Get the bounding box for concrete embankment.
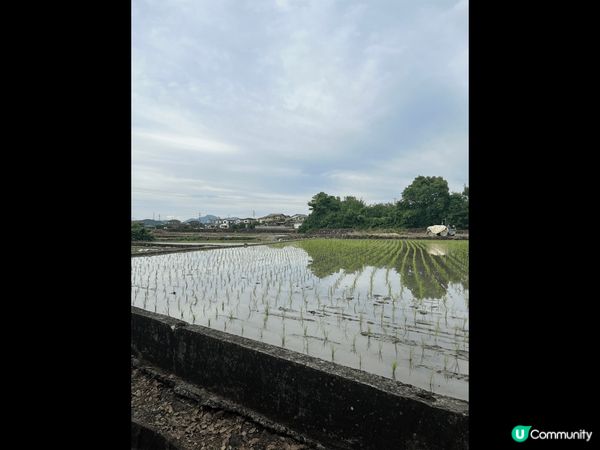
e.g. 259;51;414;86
132;307;468;450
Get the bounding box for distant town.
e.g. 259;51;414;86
132;213;308;231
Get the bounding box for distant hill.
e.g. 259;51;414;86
185;215;218;224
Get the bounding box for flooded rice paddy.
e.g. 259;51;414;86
131;239;468;400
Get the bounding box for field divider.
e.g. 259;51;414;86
132;306;468;450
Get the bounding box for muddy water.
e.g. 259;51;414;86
131;239;468;400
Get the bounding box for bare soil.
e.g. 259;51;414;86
132;360;320;450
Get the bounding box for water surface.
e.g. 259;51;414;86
131;239;469;400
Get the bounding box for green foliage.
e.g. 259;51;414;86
294;239;468;299
446;191;469;229
229;222;256;231
299;193;396;232
131;223;155;241
396;176;450;228
300;176;468;232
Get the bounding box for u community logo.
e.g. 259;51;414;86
512;425;593;443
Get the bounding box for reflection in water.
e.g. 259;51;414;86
427;244;447;256
296;240;468;300
131;239;469;400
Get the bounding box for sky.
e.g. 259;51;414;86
132;0;468;221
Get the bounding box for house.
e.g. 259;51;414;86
281;214;307;229
258;213;288;225
215;218;229;229
165;219;185;230
290;214;307;223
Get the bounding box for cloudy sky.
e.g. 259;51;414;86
132;0;468;221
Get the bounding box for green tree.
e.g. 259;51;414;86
339;196;366;228
299;192;342;232
299;177;467;232
397;176;450;227
131;223;155;241
446;186;469;229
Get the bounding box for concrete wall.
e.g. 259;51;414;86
132;307;468;450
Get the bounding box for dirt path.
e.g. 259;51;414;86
132;361;322;450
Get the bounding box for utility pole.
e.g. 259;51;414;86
153;212;155;221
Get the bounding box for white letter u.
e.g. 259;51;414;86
516;429;525;439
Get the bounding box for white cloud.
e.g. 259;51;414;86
133;130;239;154
132;0;468;219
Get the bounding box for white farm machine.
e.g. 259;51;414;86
426;224;456;237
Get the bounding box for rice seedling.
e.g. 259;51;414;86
131;239;468;398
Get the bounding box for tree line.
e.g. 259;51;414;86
131;222;155;241
299;176;468;232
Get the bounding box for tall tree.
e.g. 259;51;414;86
446;187;469;229
299;192;342;231
397;176;450;227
